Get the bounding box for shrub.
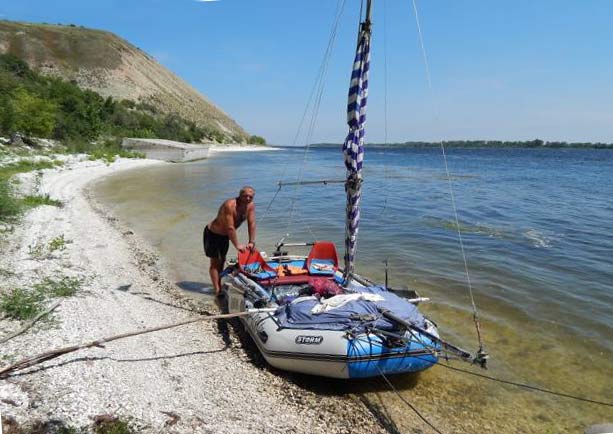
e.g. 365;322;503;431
33;275;83;298
94;419;134;434
48;234;69;253
0;178;21;221
0;54;33;79
249;135;266;145
12;88;57;137
88;139;145;163
0;53;232;147
0;159;63;222
21;194;63;208
0;288;45;320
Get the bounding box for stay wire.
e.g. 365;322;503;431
303;0;347;170
378;0;390;218
261;12;332;226
375;346;613;409
259;184;282;225
359;0;364;25
410;0;486;353
437;362;613;408
376;366;445;434
365;328;611;428
285;0;347;240
262;35;333;227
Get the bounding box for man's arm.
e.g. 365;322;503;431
246;203;256;250
223;203;244;252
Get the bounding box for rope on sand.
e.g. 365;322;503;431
0;310;260;379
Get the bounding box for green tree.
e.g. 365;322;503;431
0;53;32;79
12;88;57;137
53;88;104;140
0;94;16;135
249;135;266;145
0;53;235;145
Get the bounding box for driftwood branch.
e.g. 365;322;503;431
0;310;254;378
0;300;62;345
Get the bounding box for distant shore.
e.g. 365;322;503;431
209;144;281;153
310;140;613;149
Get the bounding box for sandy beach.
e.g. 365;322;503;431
0;156;385;433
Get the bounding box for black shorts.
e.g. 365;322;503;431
203;226;229;260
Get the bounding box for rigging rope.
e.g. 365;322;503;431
284;0;348;241
410;0;487;363
376;346;613;409
437;362;613;408
260;26;334;226
378;0;391;218
260;0;347;228
372;353;611;434
376;367;446;434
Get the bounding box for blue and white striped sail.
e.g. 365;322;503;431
343;22;371;280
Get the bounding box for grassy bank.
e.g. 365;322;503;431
0;139;145;224
0;157;64;223
1;273;83;320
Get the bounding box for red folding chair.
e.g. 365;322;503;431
238;249;277;279
306;241;339;276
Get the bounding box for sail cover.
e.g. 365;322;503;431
342;21;371;280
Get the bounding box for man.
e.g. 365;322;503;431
204;186;256;296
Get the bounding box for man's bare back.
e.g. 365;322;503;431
204;186;257;295
208;198;249;235
207;187;256;253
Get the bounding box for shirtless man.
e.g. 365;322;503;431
203;186;256;295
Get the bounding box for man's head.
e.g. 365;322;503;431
238;186;255;204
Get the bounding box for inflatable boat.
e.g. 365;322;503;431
221;241;463;379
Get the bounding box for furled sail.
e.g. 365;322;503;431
342;7;372;282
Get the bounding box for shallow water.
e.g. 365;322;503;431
94;148;613;433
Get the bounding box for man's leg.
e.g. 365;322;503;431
209;257;220;295
209;257;225;295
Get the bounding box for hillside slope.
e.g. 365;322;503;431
0;20;249;143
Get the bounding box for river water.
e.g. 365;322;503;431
93;147;612;433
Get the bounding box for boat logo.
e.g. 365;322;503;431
295;335;323;345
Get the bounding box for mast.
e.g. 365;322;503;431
364;0;373;30
342;0;373;284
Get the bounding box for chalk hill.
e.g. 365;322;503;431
0;20;249;143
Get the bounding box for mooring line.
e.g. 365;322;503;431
0;309;272;379
437;362;613;408
377;367;446;434
384;348;613;408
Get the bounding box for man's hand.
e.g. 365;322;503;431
237;244;246;252
247;241;255;251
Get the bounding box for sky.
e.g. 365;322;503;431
2;0;613;145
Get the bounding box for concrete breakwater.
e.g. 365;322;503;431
122;138;211;162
